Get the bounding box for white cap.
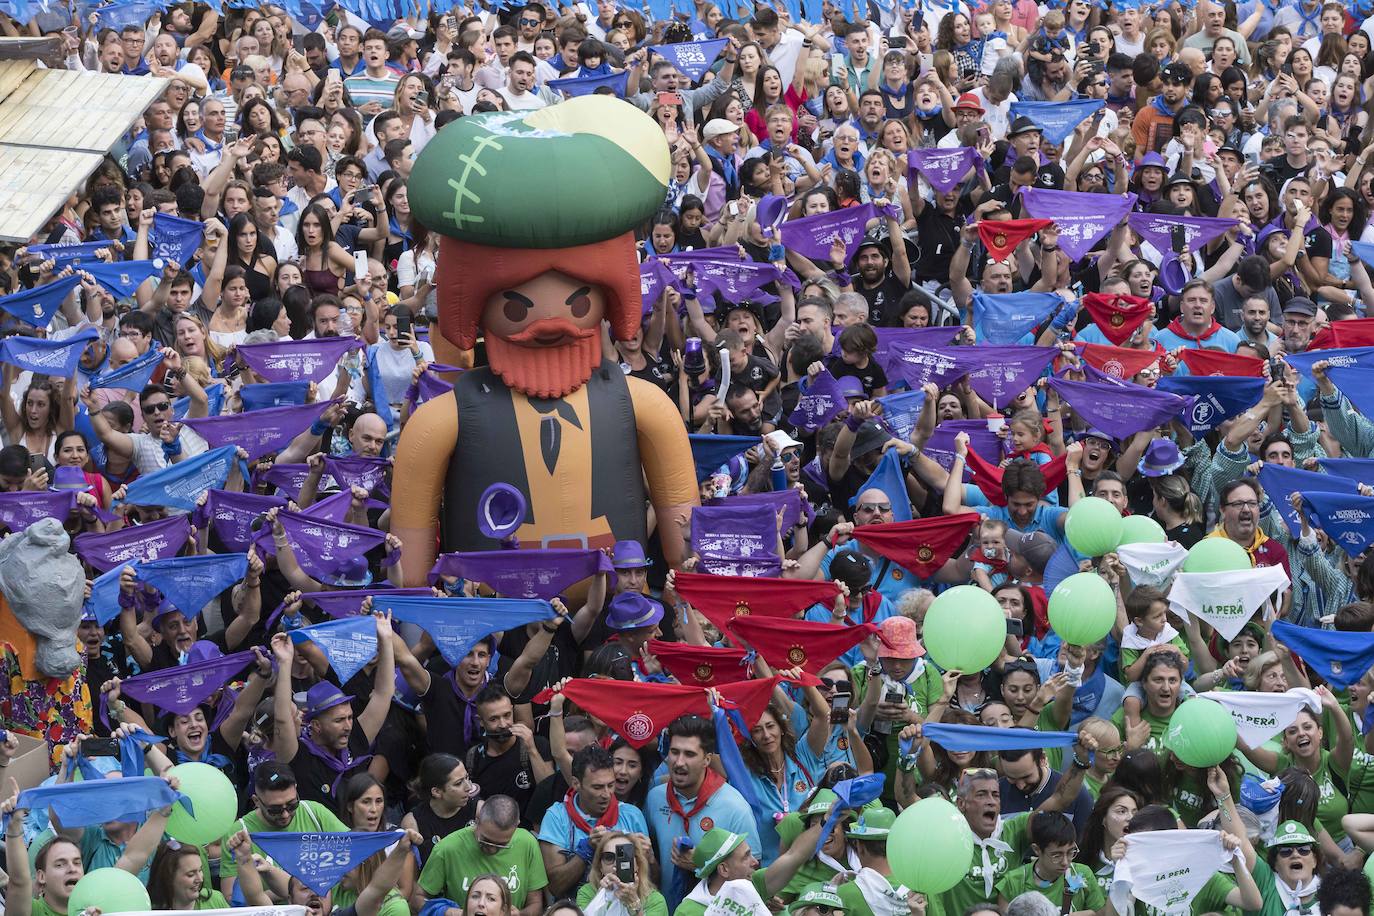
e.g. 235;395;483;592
766;430;803;451
702;118;741;140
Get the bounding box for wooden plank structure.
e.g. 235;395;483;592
0;41;166;242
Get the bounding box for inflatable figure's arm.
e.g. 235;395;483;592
627;377;699;569
391;397;459;586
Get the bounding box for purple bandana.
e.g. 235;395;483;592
430;548;615;599
663;257;784;302
788;369;847;433
0;490;75;533
235;336;363;383
191;490;287;552
260;510;387;583
963;345;1059;408
255;462;312;499
925;419;1006;474
779;204;878;263
690;504;782;577
75;515;192;573
640;257;679;316
707;488;813;533
886;343;971;391
118;650;256;717
907;148;982;193
873;327;962;376
181;400;337;462
1126;212;1240;257
1047;376;1193;439
322;456;391;501
1019;188;1138;262
301;489;354;523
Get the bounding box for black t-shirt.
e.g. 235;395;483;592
467;735;551;826
913;206;960;284
290;725;373;807
861;271;909;327
1304;225;1334;262
1262;154;1310;189
738;354;782;417
825;354;888;396
417;667;488;760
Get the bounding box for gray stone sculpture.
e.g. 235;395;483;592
0;519;84;677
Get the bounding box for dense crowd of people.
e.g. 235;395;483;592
8;0;1374;914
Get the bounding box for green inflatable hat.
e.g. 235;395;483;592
410;96;672;249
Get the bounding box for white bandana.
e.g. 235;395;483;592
1110;829;1240;915
852;867;911;916
1121;622;1180;651
1196;688;1321;748
815;845;863;881
973;818;1014;897
1168;566;1291;641
689;879;773;916
1275;874;1321;916
1117;541;1189;588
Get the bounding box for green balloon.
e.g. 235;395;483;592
1064;496;1125;557
165;761;238;846
923;585;1005;673
1116;514;1167;547
1165;697;1238;768
888;797;976;893
1183;538;1252;573
69;867;150;915
1048;572;1117;645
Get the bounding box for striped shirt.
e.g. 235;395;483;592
344;71;400;108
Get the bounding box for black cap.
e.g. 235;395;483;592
830;550;873;587
1009;116;1041;136
1282;296;1317;317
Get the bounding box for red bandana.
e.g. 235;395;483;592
533;679;708;748
1178;348;1264;377
962;446;1068;507
1311;318;1374;351
728;616;881;674
673;572;842;635
1080;293;1151;346
666;767;726;833
850;513;981;577
648;639;752;687
1164;317;1223;345
1077;342;1163;380
977;218;1053;261
564;787;620;834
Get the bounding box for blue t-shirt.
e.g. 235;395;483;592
740;737;825;865
646;779;760;910
974;501;1068;543
1153;324;1241;354
537;794;649;854
819;541;922;604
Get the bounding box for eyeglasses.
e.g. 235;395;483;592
143;400;173;414
1098;743;1125;757
820;678;848;691
258;798;300;816
1043;845;1080;862
1277;845;1313;858
856;502;891;513
599;851;620;862
1224;500;1259;509
519;17;541;25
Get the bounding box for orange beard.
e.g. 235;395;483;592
485;318;604;399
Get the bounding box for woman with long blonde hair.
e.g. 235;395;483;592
575;832;668;916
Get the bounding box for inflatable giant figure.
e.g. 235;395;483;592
392;97;699;582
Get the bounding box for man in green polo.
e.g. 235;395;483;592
836;807;924;916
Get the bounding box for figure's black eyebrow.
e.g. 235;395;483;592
564;286;591;304
503;291;535;308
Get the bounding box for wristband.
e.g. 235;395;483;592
382;546;402;567
844;414;865;432
161;438;183;457
830;269;851;285
118;590;137;609
310;419;331;436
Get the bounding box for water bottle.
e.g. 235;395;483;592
770;458;787;491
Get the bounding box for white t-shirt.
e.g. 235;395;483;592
970;86;1016;140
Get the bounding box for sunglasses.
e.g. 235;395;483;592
1277;845;1313;858
781;448;802;463
856;502;891;513
519;17;541;25
143;400;173;414
258;798;300;816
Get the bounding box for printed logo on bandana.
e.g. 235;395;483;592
787;645;807;665
1332;660;1344;675
700;817;714;831
694;664;713;683
1192;402;1214;426
734;601;751;616
917;545;934;563
1104;360;1125;378
624;712;655;742
1110;314;1125;327
993;232;1007;249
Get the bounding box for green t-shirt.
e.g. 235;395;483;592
1248;857;1318;916
931;812;1031;916
577;882;670;916
197;890;231;910
1119;635;1190;676
1347;750;1374;815
1111;704;1174;753
32;897;63;916
838;869;914;916
1275;748;1349;842
418;825;548;908
995;861;1105;912
219;800;350;878
853;661;946;802
332;885;410;916
1129;872;1236;916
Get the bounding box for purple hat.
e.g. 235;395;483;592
1159;256;1190;296
755;194;788;237
322;554;372;588
1076;428;1117;447
50;465;91;492
186;640;223;664
1138;438;1184;477
837;376;866;399
612;540;651;570
606;592;664;630
299;681;354;720
1136;152;1168;172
